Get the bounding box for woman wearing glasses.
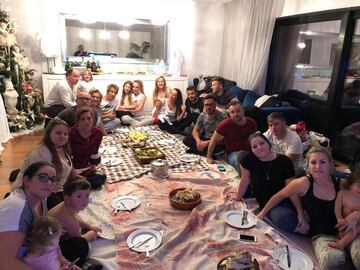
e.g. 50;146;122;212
12;119;79;209
0;161;59;269
232;131;308;234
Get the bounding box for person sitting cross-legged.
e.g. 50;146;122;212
206;100;257;173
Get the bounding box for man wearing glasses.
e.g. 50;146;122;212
56;91;105;133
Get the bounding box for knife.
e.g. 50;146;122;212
285;244;291;268
119;201;131;211
129;235;154;249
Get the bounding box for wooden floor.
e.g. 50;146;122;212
0;130;43;199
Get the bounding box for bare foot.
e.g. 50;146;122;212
328;241;345;250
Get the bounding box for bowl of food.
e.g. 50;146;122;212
169;188;201;210
133;147;166;164
121;137;146;148
217;251;257;270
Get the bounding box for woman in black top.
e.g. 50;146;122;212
258;146;360;269
236;132;304;233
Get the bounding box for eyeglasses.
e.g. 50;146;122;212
78;97;91;101
34;173;60;184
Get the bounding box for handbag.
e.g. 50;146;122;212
86;170;107;189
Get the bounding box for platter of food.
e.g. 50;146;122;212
169;187;201;210
133;147;166;164
217;251;259;270
128;131;148;141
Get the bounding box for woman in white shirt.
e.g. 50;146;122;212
121;80;153;126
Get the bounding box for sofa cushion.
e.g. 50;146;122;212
243;91;260;107
229;86;248;103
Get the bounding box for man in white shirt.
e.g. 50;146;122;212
44;68;80;120
263;112;303;168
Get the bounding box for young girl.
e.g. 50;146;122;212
329;170;360;250
115;80;136;121
78;69;95;92
12;119;77;209
23;216;79;270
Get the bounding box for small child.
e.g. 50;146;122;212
152;99;166;125
23;216;79;270
329;170;360;250
48;178;101;267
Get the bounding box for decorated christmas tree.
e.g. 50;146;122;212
0;5;43;132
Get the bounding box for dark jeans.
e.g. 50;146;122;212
60;236;89;267
182;134;225;156
44;105;66;118
159;118;192;135
267;198;298;233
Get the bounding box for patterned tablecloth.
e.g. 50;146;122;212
98;126;209;183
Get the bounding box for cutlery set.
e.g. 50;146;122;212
241;210;248;226
114;201;131;214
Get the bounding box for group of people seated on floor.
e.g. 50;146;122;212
1;70;360;270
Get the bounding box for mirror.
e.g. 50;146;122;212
60;15;168;63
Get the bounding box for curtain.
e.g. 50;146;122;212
220;0;284;90
0;94;11;154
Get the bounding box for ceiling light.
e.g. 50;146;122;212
298;42;306;49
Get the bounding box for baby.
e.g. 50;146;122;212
329;170;360;250
151;99;166;125
23;216;80;270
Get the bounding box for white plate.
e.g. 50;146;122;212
223;210;256;229
273;245;314;270
99;146;117;154
127;228;162;252
114;127;129;133
101;157;122;166
158;139;176;146
179;154;200;163
102;136;113;142
111;195;140;211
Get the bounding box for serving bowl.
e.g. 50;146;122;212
169;188;201;210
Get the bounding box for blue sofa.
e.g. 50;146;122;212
229;86;301;132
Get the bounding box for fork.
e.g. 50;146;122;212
145;243;150;258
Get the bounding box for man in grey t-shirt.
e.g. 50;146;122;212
183;94;227;156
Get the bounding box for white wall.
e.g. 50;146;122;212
1;0;225;89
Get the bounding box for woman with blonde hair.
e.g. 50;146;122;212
152;75;171;106
258;146;360;269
